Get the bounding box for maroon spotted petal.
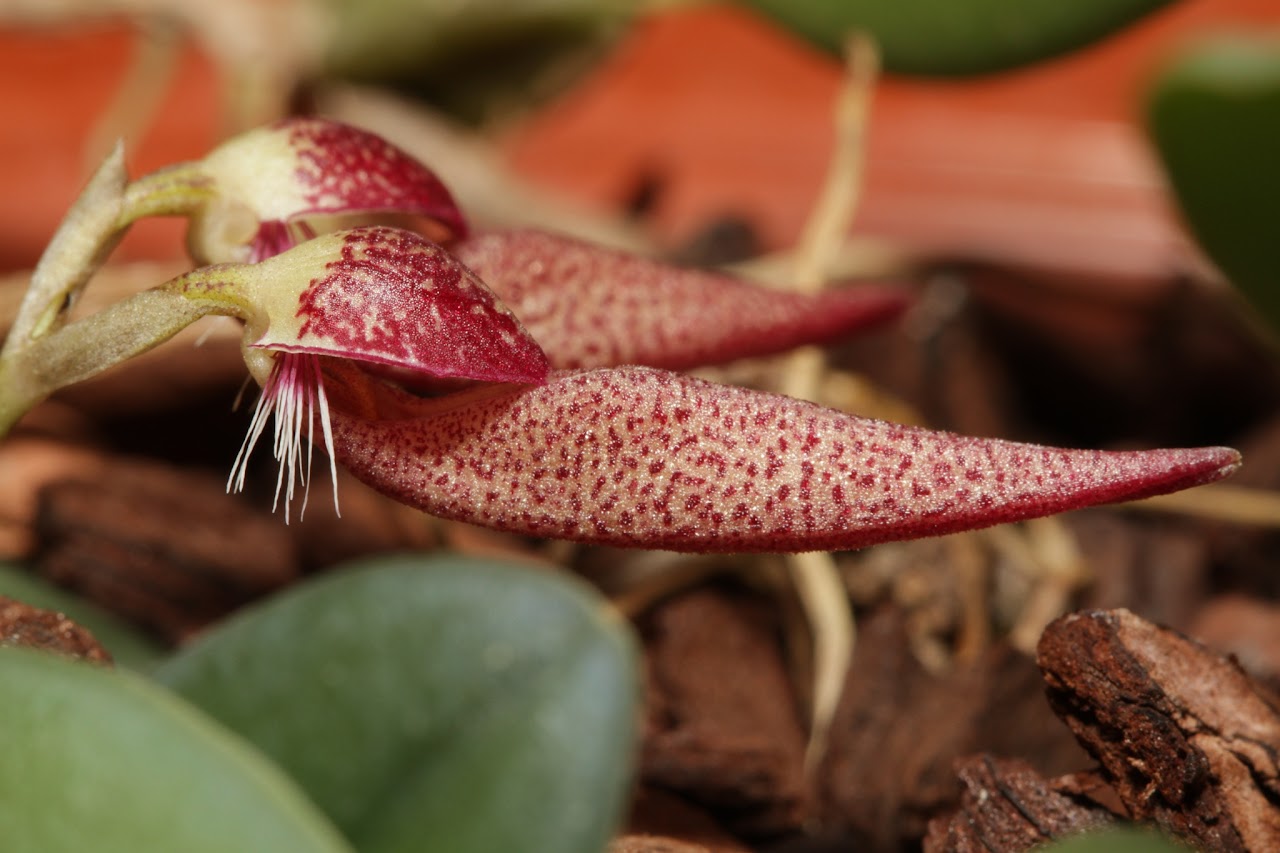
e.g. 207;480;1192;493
326;365;1240;553
450;229;909;370
275;118;467;238
247;226;549;385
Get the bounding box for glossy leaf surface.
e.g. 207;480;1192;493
452;228;908;370
0;647;349;853
157;555;638;853
740;0;1175;75
327;365;1240;553
1148;35;1280;332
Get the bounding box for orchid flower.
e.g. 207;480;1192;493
172;222;1237;545
105;117;911;521
118;117;468;264
164;226;549;519
123;117;909;372
0;225;548;521
0;119;1243;551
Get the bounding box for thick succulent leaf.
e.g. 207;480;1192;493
201;117;468;236
1147;35;1280;333
173;227;550;385
326;364;1240;553
452;228;909;370
739;0;1175;75
0;647;350;853
157;555;638;853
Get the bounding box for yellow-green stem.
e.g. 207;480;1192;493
0;289;214;437
2;143;128;356
118;162;218;225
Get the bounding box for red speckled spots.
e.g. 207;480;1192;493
265;227;548;384
283;118;467;239
327;364;1241;553
451;229;910;370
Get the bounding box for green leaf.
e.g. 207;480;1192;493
738;0;1175;75
0;562;165;671
321;0;636;81
319;0;640;120
0;646;351;853
1148;35;1280;332
1044;825;1191;852
156;554;639;853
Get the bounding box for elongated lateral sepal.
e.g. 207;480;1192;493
326;365;1240;553
452;229;910;370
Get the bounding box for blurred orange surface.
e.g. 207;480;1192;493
501;1;1280;279
4;2;1277;283
0;22;220;271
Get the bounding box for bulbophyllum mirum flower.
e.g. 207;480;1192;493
3;121;1240;549
120;117;468;264
124;117;908;374
321;362;1241;553
164;225;548;519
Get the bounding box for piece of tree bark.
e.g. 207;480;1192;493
0;595;111;664
638;585;808;837
33;458;299;642
1038;608;1280;852
922;755;1114;853
1072;511;1209;632
609;838;720;853
818;606;1088;848
618;786;752;853
1190;595;1280;698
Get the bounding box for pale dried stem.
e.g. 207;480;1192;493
986;517;1091;654
780;33;879;774
610;554;735;619
318;84;654;253
789;34;880;298
730;238;916;288
2;0;326;131
1127;482;1280;527
949;532;991;664
82;20;181;175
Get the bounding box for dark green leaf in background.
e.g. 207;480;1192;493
0;647;351;853
1148;34;1280;333
322;0;637;80
738;0;1176;75
156;554;640;853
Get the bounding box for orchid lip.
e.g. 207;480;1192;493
249;220;317;263
228;351;338;523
